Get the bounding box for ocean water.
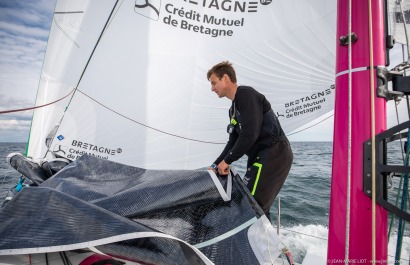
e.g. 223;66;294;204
0;142;27;198
0;142;409;263
231;142;332;225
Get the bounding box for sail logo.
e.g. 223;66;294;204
134;0;267;21
134;0;270;38
71;140;119;156
135;0;161;21
283;85;335;119
53;145;68;156
183;0;261;12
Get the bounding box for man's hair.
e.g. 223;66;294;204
207;61;237;83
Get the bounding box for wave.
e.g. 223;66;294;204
276;224;410;264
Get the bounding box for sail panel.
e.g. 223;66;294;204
27;0;118;159
30;0;336;169
0;155;280;264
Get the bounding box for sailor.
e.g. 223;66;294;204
207;61;293;216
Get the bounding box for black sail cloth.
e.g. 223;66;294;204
0;155;280;265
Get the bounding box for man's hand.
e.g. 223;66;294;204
217;160;229;176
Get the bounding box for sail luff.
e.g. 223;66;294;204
27;0;119;160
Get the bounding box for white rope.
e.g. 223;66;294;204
367;0;377;262
345;0;353;263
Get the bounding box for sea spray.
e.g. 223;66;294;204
277;224;328;264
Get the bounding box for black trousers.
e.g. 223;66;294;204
243;141;293;213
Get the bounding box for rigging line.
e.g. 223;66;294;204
77;90;225;145
407;95;410;119
386;104;409;245
345;0;353;263
394;98;405;163
286;114;334;136
45;0;121;159
388;148;408;240
394;130;410;262
398;0;410;63
368;0;377;262
396;60;410;164
105;0;125;31
0;88;76;115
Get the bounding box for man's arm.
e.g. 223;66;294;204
214;130;238;165
223;89;263;164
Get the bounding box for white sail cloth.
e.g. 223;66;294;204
28;0;336;169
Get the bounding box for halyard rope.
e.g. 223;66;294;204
368;0;377;262
345;0;353;263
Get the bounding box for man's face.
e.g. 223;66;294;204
209;73;227;98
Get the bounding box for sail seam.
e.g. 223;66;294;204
207;170;232;201
194;217;258;249
77;89;225;144
0;232;214;265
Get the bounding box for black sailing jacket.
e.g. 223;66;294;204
214;86;286;165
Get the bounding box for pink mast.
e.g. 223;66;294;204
327;0;388;263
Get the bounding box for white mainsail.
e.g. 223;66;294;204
28;0;336;169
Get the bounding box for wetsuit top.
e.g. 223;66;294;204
214;86;286;165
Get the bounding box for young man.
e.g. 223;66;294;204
207;61;293;215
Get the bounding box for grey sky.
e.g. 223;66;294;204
0;0;55;142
